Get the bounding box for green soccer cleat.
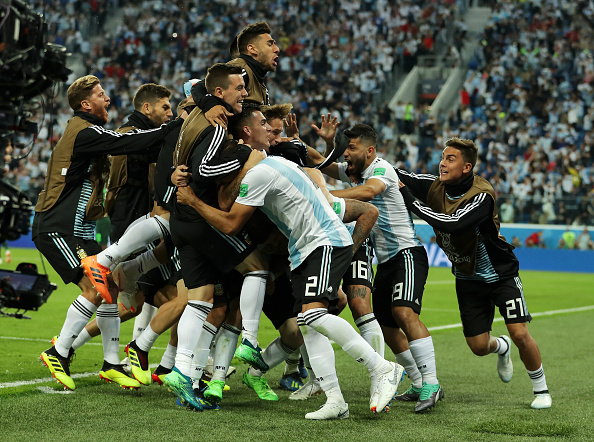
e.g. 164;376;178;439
204;379;226;403
414;382;444;413
99;362;142;390
163;367;203;412
234;339;269;371
242;371;279;401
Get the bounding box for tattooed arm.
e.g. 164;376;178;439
343;199;379;255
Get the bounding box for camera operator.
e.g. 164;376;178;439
36;75;187;390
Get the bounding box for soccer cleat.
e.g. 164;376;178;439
125;340;152;385
298;358;308;379
191;380;221;410
289;378;322;400
163;366;203;411
497;335;513;383
242;371;279;401
395;384;423;402
112;262;139;311
279;372;304;391
375;362;405;413
414;382;444;413
531;392;552;409
81;255;113;303
40;346;75;390
234;339;270;371
204;379;226;403
305;402;349;420
99;361;142;389
152;365;172;385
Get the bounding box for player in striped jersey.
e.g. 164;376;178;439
176;151;405;420
397;137;551;409
34;75;185;390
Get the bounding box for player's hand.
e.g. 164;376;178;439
176;185;197;206
205;105;233;129
312;113;339;143
398;181;405;188
171;165;191;187
284;113;299;138
244;149;266;170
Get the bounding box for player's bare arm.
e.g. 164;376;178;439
331;177;386;202
343;199;379;255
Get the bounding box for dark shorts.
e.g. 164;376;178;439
171;217;256;290
342;238;374;290
456;275;532;338
110;186;152;243
263;271;297;329
33;233;102;285
291;245;352;312
373;246;429;328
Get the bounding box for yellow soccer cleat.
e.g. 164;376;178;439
40;346;75;391
125;340;152;385
99;361;142;389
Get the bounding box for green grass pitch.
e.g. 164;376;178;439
1;247;593;440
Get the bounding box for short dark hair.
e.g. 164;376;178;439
237;22;272;54
229;35;240;59
445;137;478;167
67;75;100;111
261;103;292;122
229;103;262;140
344;124;377;147
132;83;171;110
204;63;244;94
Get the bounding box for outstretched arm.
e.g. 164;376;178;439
343;199;379;255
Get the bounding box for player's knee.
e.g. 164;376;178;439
348;297;371;318
466;337;491;356
391;306;416;329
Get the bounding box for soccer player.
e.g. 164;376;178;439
34;75;184;390
176;151;405;420
308;123;442;413
397;137;551;409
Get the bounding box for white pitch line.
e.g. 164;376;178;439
1;304;593;390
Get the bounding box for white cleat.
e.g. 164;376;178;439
289;378;322;400
531;392;552;409
497;335;513;383
113;262;139;310
305;402;349;420
375;362;405;412
120;356;131;373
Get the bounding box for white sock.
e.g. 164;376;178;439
135;324;160;353
355;313;385;357
239;271;268;346
212;323;240;382
133;303;158;340
298;313;344;405
191;321;218;381
55;295;97;358
493;336;510;355
527;364;549;393
97;215;170;269
303;308;386;374
97;303;120;365
409;336;438;385
248;337;295;377
159;343;177;369
299;343;316;379
395;349;423;388
284;349;300;375
71;327;93;350
175;301;212;376
122;213;151;235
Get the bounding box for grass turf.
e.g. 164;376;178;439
1;247;593;441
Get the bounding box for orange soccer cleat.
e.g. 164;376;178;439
81;255;113;303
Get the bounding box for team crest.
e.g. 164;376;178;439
439;232;451;249
76;245;88;261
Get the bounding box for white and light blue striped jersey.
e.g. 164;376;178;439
237;156;353;270
338;157;421;264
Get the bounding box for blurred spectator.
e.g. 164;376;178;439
525;230;543;248
576;228;594;251
558;228;576;249
511;236;522;248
